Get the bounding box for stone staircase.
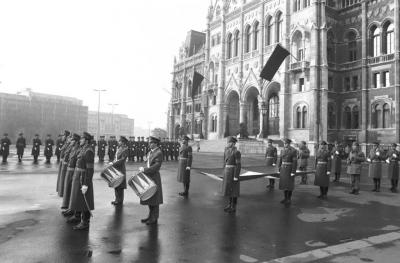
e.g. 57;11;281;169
196;139;277;154
196;139;227;153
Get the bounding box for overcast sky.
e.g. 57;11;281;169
0;0;208;130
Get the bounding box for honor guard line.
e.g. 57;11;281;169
198;169;316;182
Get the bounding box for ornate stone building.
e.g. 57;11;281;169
169;0;399;148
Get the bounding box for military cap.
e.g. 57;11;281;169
320;141;327;146
373;141;380;146
64;130;71;136
35;134;39;136
82;132;92;141
47;134;51;137
3;133;8;136
352;141;359;146
100;135;105;138
129;136;133;139
392;143;397;147
227;136;237;143
72;133;81;141
267;139;273;143
19;132;23;136
300;141;307;145
183;135;191;141
141;136;145;139
149;136;160;144
283;138;292;144
120;136;128;144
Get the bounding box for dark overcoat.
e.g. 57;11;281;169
297;146;310;170
140;147;163;206
177;144;193;183
16;137;26;155
368;148;383;179
314;149;331;187
265;145;277;167
113;145;129;189
62;145;81;208
386;149;400;180
278;146;298;191
330;146;343;174
57;144;73;197
221;146;241;197
346;150;366;175
69;144;95;211
31;138;42;156
44;139;54;157
0;138;11;156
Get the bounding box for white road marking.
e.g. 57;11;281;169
264;231;400;263
240;254;258;262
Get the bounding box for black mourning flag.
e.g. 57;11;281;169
192;71;204;97
260;44;290;81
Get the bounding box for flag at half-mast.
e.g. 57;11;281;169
260;44;290;81
192;71;204;97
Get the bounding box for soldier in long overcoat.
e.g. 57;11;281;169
298;141;310;184
177;135;193;197
97;136;107;162
56;130;70;192
16;133;26;163
128;136;135;162
221;136;241;213
55;134;63;163
278;138;298;205
265;139;277;189
386;143;399;193
174;140;180;161
346;142;366;195
68;132;95;230
110;136;129;206
331;141;343;182
108;136;118;162
314;141;331;199
368;142;383;192
61;133;81;215
31;134;42;164
58;136;74;197
0;133;11;164
139;136;163;225
44;134;54;164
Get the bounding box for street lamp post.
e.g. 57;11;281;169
94;89;107;140
148;121;152;137
108;103;118;135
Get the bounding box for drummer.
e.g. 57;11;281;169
177;135;193;197
138;136;163;225
110;136;129;206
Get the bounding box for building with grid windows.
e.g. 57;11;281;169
168;0;399;149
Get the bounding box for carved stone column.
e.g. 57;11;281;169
257;101;267;138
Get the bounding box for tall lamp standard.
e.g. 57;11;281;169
108;103;119;135
93;89;107;140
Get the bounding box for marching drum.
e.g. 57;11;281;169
128;172;157;201
100;166;125;188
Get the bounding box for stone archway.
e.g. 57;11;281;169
264;82;281;136
225;91;240;136
244;86;260;136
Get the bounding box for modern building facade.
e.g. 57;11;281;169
88;111;135;139
169;0;399;148
0;89;88;142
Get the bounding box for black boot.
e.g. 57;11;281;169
224;198;232;212
372;179;377;192
228;197;237;213
323;187;328;199
286;191;292;205
317;187;323;198
376;179;381;192
280;191;288;203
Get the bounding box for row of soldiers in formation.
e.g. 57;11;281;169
264;139;400;207
0;132;181;164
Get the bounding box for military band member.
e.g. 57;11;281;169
0;133;11;164
31;134;42;164
174;140;180;161
58;135;74;197
278;138;298;205
222;136;241;213
139;136;163;225
386;143;399;193
56;130;70;193
110;136;129;206
331;141;343;182
61;133;81;216
90;139;97;152
68;132;95;230
164;138;170;161
16;132;26;163
347;142;366;195
265;139;277;189
298;141;310;184
55;134;64;163
177;135;193;197
368;142;383;192
314;141;331;199
97;136;107;162
169;139;175;161
44;134;54;164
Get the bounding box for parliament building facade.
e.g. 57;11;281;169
168;0;399;147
